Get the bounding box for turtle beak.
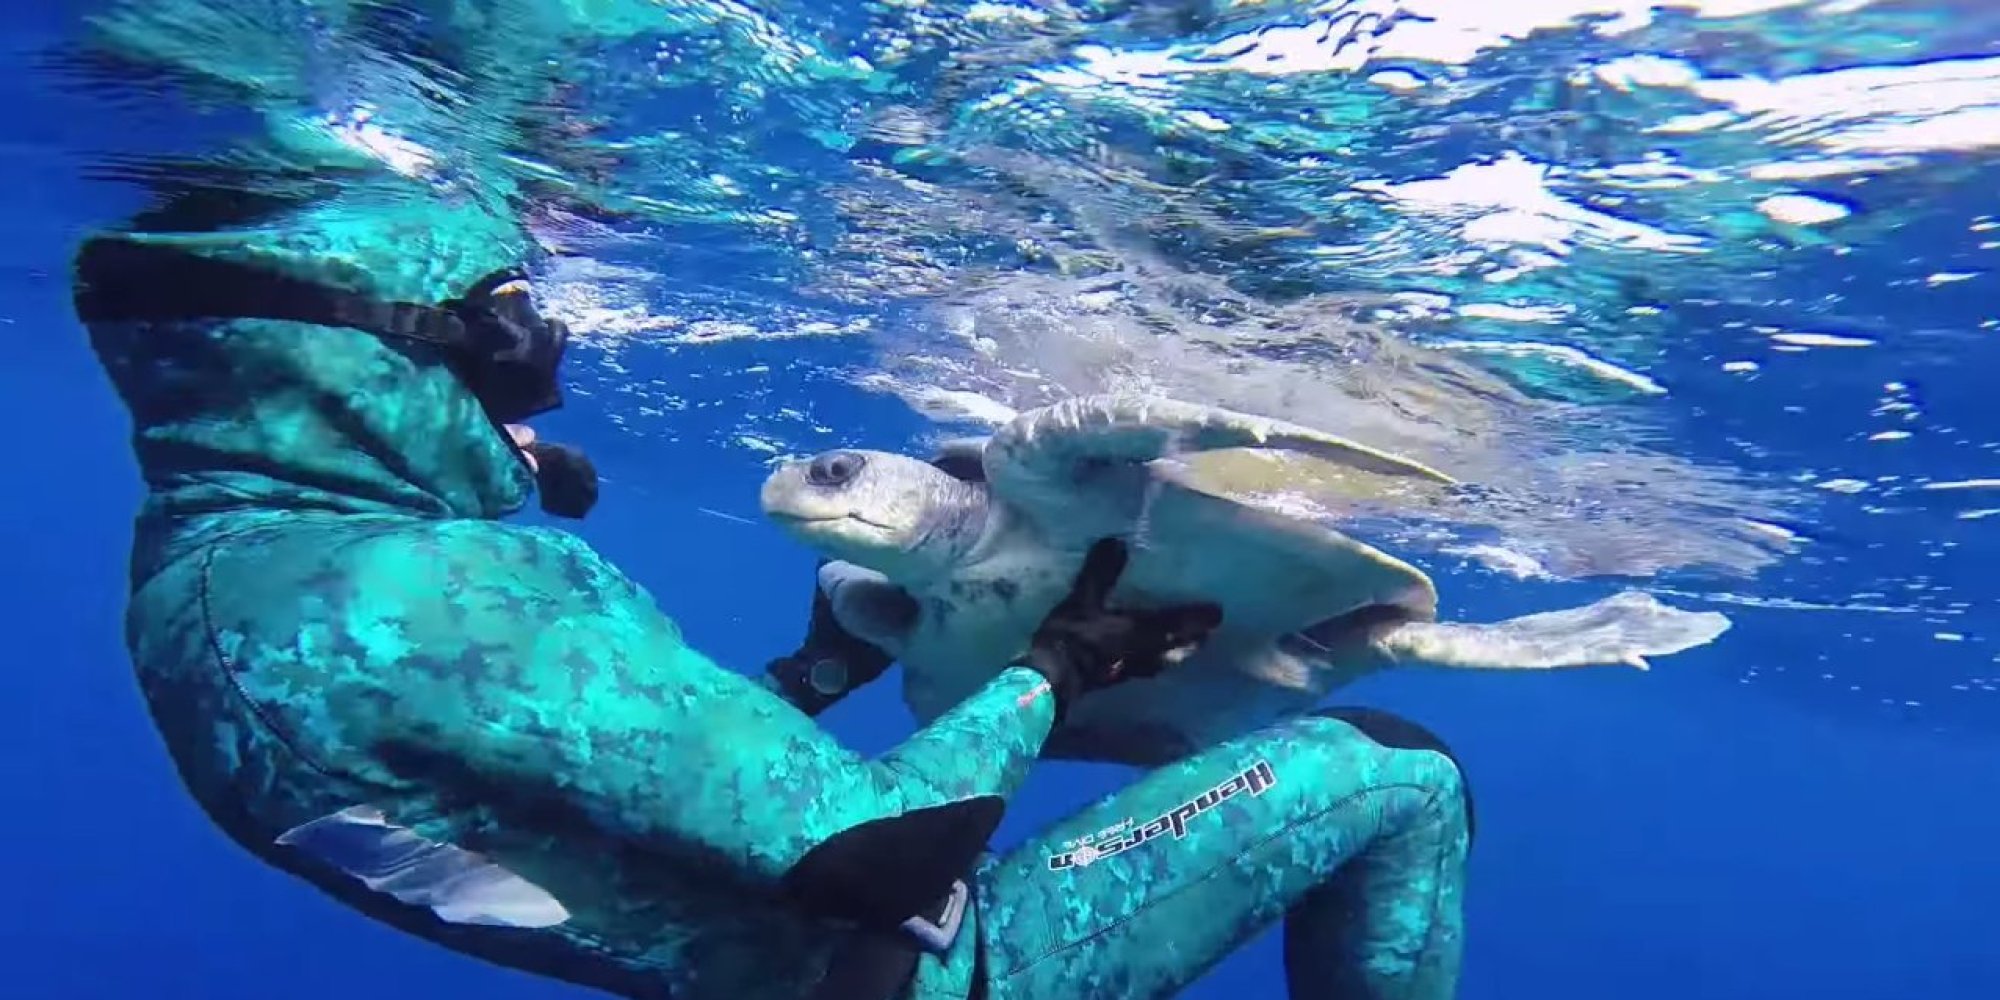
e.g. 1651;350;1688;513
760;461;821;522
761;460;877;530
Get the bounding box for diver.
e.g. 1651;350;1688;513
78;219;1472;998
71;9;1473;1000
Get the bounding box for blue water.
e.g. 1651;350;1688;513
6;1;1999;998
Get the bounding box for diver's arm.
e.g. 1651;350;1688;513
373;527;1053;928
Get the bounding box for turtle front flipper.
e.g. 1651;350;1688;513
983;394;1457;500
1377;591;1730;671
816;560;921;659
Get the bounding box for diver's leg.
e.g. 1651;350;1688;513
1281;708;1473;999
972;710;1469;1000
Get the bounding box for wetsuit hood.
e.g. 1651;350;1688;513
80;232;538;533
89;307;537;523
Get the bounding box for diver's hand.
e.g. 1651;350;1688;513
1022;538;1223;722
763;562;897;716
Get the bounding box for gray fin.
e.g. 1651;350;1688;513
818;560;919;657
276;805;570;928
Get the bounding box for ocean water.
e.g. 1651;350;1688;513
3;1;1997;997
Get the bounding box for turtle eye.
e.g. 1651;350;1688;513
807;450;867;488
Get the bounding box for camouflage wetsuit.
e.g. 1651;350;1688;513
74;3;1472;998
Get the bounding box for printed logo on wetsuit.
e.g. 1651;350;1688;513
1046;759;1277;871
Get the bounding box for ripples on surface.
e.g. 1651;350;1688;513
49;0;2000;729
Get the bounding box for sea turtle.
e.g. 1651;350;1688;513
761;394;1731;766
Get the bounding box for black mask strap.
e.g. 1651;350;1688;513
74;237;472;349
73;239;569;425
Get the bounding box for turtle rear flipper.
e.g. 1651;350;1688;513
1377;591;1730;671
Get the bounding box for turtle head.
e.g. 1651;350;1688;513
761;448;988;585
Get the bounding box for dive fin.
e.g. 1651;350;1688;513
277;805;570;928
782;797;1003;932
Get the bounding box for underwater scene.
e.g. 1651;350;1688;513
3;1;1997;998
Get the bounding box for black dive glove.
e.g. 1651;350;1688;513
1021;538;1224;723
765;562;897;715
522;440;600;519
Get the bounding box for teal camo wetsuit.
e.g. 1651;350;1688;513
72;4;1473;999
75;302;1473;999
79;254;1474;1000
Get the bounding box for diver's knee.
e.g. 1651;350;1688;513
1312;706;1475;843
